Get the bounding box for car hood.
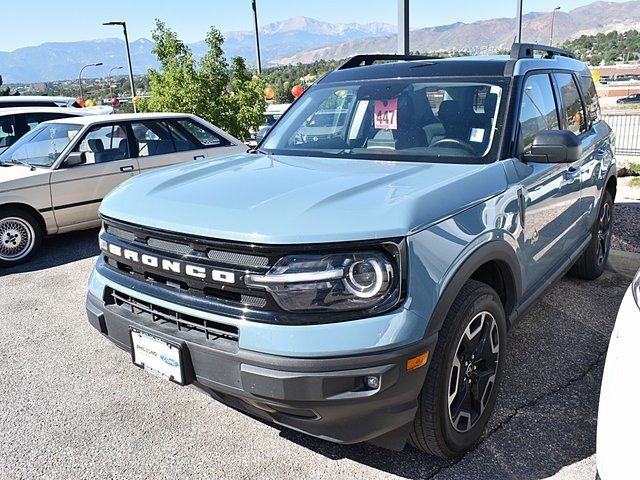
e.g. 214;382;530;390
0;164;50;192
101;153;508;244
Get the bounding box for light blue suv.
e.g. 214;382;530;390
86;44;616;458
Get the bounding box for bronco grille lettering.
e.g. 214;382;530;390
101;240;236;284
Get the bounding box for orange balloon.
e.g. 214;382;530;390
291;85;304;98
264;86;275;100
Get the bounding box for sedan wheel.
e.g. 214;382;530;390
0;209;43;267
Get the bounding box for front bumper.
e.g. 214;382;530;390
86;290;436;448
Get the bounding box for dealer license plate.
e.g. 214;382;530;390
130;328;183;385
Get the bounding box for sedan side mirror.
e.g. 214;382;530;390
65;151;86;167
524;130;582;164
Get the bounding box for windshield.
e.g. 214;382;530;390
0;122;81;167
262;78;507;163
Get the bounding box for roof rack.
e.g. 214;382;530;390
510;43;576;60
337;54;440;70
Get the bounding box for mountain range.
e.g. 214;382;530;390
2;1;640;83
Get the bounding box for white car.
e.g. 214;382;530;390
0;112;244;266
0;96;81;109
0;106;114;153
248;103;291;146
596;267;640;479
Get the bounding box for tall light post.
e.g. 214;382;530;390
251;0;262;73
550;6;561;46
103;21;137;112
398;0;410;55
78;62;103;103
516;0;524;43
108;66;123;97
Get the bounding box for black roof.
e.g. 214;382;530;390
317;44;582;84
319;57;511;84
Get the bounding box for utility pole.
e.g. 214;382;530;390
550;6;561;46
78;62;103;103
103;21;138;112
516;0;524;43
252;0;262;73
398;0;410;55
108;66;123;97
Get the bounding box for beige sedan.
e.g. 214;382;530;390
0;112;245;266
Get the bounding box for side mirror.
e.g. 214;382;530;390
255;126;271;144
65;151;86;167
524;130;582;164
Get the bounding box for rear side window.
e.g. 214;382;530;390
175;119;230;147
555;73;587;135
133;121;177;157
578;75;601;125
519;74;559;153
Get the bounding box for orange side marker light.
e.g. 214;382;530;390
407;352;429;372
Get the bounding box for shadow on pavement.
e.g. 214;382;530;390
259;268;631;479
0;228;100;276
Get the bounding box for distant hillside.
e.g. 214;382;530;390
0;17;394;83
4;2;640;83
271;1;640;65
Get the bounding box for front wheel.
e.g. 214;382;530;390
409;280;507;458
0;208;43;267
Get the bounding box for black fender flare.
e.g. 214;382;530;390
423;240;523;338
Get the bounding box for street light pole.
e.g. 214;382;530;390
108;66;123;97
516;0;524;43
398;0;410;55
550;6;561;46
78;62;103;103
103;21;137;112
251;0;262;74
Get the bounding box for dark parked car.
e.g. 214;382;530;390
617;93;640;104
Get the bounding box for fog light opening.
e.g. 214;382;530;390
365;375;380;390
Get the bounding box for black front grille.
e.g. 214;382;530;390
107;288;239;343
101;218;275;314
105;222;269;269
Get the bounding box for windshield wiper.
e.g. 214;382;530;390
3;159;36;171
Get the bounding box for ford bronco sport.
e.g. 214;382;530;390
86;44;616;458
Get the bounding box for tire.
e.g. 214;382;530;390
570;189;613;280
409;280;507;458
0;207;43;267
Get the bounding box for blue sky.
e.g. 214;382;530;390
0;0;630;51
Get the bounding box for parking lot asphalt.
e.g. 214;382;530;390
1;229;638;480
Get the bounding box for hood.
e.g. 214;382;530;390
100;153;508;244
0;164;50;192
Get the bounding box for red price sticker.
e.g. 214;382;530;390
374;99;398;130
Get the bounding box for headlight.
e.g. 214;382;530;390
633;268;640;310
245;250;400;313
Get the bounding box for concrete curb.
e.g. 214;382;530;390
606;249;640;279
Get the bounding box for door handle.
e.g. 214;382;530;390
120;165;134;172
563;167;581;181
193;155;205;160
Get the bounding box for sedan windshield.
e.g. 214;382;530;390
0;122;81;167
262;78;507;163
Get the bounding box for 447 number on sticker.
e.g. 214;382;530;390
374;99;398;130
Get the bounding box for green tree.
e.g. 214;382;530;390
141;20;265;140
0;75;15;96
